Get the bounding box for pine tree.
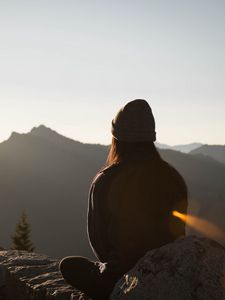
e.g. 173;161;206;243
11;211;35;252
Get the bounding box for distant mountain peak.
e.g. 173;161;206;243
28;125;83;146
9;131;21;140
2;126;60;145
29;125;59;138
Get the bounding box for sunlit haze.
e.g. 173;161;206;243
172;211;225;240
1;0;224;145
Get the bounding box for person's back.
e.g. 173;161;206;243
88;150;187;272
108;158;187;260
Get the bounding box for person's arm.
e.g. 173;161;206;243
87;172;111;262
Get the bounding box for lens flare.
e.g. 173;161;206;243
172;211;225;240
172;210;187;222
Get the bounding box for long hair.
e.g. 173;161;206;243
106;137;161;166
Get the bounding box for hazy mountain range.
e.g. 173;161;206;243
155;142;203;153
0;125;224;258
190;144;225;165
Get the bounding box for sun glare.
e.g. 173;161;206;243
172;211;225;240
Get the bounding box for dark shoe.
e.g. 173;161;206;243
59;256;109;299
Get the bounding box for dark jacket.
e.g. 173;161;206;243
88;157;187;271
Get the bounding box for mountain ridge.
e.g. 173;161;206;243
156;142;203;153
3;125;223;154
190;144;225;165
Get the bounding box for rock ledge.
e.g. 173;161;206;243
0;250;89;300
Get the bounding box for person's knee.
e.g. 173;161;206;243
59;256;73;278
59;256;93;277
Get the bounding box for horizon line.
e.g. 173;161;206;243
0;124;224;147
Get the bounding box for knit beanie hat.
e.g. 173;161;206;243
111;99;156;142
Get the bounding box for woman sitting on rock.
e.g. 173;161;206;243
60;99;188;300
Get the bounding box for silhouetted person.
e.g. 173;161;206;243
60;99;188;300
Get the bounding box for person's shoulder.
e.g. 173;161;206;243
159;159;180;176
160;159;187;190
92;163;122;185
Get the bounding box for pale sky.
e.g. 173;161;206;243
0;0;224;145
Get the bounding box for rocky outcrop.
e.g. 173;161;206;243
0;250;90;300
111;236;225;300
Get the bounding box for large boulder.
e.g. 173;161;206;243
110;236;225;300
